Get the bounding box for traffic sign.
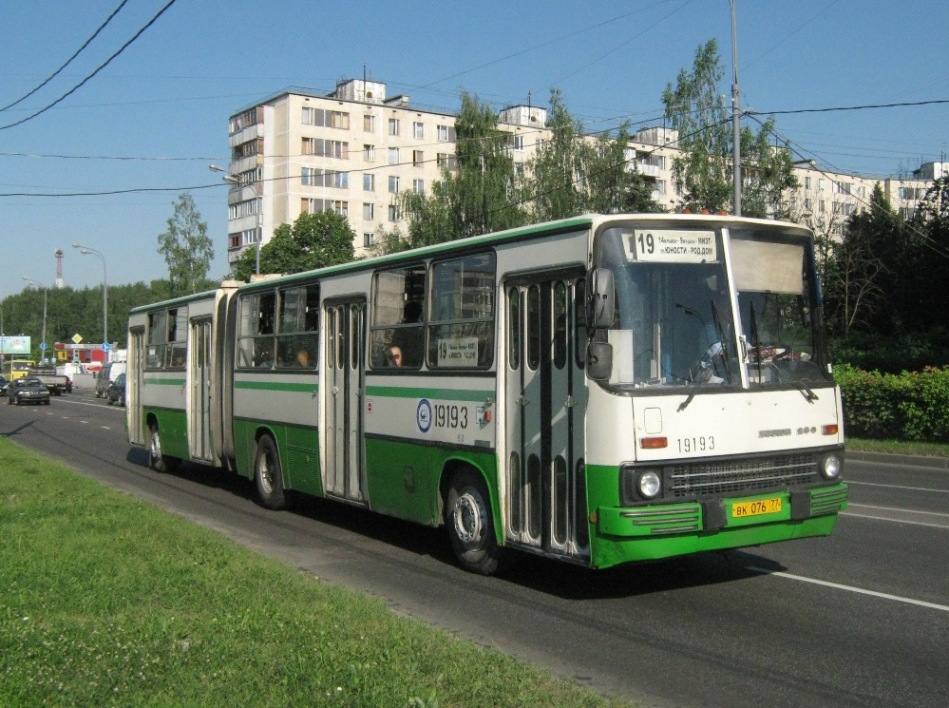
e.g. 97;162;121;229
72;333;83;344
102;342;111;352
40;342;47;350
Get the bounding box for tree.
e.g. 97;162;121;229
398;92;528;250
157;193;215;295
231;210;355;281
528;89;660;221
662;39;796;216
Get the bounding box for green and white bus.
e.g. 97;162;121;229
127;213;847;574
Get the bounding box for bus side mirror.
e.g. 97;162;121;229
587;269;615;329
586;341;613;381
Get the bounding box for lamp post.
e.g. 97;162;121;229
22;277;48;364
72;243;108;348
210;164;262;275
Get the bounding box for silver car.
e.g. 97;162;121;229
7;377;51;406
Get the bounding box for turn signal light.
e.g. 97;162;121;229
821;424;839;435
640;436;668;449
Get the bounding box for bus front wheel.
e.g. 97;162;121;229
254;436;287;510
446;470;506;576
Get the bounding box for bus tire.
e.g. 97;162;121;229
446;469;506;576
254;435;287;510
148;425;179;473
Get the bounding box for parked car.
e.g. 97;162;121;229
106;373;126;406
95;362;126;399
0;374;8;396
7;377;51;406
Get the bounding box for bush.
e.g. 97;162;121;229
835;364;949;442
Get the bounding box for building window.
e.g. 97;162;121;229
388;204;400;222
437;153;458;170
302;107;350;129
413;179;425;195
301;138;349;159
388;118;400;136
364;114;376;133
301;168;348;188
413;121;425;139
511;135;525;151
388;147;400;165
412;150;424;167
363;173;375;192
364;233;375;248
363;203;374;220
388;175;400;193
364;144;375;162
437;125;456;142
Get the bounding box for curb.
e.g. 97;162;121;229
847;450;949;470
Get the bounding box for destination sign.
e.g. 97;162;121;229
623;229;718;263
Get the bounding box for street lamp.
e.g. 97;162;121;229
71;243;108;348
22;277;48;364
210;163;262;275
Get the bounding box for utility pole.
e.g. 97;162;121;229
731;0;742;216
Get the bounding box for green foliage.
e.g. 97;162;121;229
662;39;796;216
528;89;661;221
835;364;949;442
0;439;620;707
232;210;356;281
156;193;214;296
395;93;529;251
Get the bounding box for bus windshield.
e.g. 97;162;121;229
593;222;830;390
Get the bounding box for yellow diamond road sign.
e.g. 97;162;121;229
72;333;83;345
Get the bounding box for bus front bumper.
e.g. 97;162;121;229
591;483;848;567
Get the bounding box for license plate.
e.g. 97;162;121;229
732;497;782;518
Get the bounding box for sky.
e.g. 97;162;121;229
1;0;947;302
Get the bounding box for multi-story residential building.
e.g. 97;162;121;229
220;77;940;267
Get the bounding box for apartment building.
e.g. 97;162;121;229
221;77;939;266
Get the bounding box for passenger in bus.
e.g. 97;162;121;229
295;348;311;368
387;344;403;367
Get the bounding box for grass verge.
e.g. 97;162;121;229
0;437;625;707
846;437;949;458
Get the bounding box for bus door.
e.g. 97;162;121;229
188;317;213;462
128;327;145;446
324;300;367;503
504;273;589;559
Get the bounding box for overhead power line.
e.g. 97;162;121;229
748;97;949;117
0;0;179;132
0;0;131;113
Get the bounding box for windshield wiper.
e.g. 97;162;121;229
793;379;819;403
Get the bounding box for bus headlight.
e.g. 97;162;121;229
819;454;842;480
638;470;662;499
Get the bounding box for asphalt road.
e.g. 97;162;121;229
2;390;947;707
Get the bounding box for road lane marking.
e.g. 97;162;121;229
842;502;949;529
847;480;949;494
747;566;949;612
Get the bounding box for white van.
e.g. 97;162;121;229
95;362;126;398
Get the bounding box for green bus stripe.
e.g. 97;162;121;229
366;385;493;401
234;380;319;393
144;377;186;386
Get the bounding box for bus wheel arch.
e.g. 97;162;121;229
254;432;287;510
442;463;507;576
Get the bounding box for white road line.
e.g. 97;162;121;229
747;566;949;612
847;480;949;494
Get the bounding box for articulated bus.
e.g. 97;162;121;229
126;213;847;574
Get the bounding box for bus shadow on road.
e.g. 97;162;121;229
127;453;790;598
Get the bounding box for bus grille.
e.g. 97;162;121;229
669;454;817;498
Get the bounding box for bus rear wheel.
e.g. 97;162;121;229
254;435;287;510
148;425;178;473
446;470;506;576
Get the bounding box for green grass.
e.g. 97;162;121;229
846;437;949;458
0;437;626;707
